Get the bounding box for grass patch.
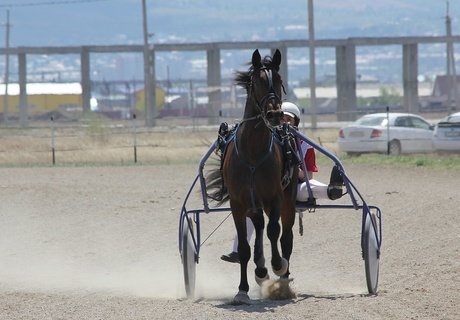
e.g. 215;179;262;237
1;124;458;170
338;154;460;170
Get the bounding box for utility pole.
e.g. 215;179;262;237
308;0;317;129
446;1;459;113
142;0;155;126
2;10;11;125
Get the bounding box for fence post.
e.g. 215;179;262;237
132;113;137;163
301;107;305;130
50;116;56;165
386;106;390;155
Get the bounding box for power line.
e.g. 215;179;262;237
0;0;108;8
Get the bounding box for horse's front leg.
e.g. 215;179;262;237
279;184;297;278
280;207;295;278
231;202;251;305
266;200;288;276
251;209;269;285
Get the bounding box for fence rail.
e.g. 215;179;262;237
0;116;347;166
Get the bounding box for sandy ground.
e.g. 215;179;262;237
0;162;459;319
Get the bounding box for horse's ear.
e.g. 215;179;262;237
252;49;262;69
272;49;281;71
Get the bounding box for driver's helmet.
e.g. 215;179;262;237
281;102;301;126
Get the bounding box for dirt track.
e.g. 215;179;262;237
0;163;459;319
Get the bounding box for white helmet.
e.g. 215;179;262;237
281;102;301;120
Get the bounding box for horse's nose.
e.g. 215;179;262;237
266;110;283;121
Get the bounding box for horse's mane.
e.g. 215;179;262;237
234;67;252;91
234;55;277;91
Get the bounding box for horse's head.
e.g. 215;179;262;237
248;49;284;128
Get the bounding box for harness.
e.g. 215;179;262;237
216;122;298;213
234;124;276;212
277;124;300;189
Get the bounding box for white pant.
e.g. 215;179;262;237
232;217;255;252
296;179;328;201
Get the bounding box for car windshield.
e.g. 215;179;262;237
355;116;388;126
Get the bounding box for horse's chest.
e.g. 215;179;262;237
224;157;281;195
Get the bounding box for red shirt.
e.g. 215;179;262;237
300;141;318;173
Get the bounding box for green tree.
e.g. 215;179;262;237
374;87;401;106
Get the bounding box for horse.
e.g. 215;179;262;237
206;49;298;304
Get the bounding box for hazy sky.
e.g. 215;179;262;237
0;0;458;83
1;0;459;47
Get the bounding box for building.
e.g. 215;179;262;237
0;82;82;115
0;82;165;120
421;75;460;111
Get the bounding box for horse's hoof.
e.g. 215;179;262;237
255;273;270;286
273;257;289;276
232;290;252;305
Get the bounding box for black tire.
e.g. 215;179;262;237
388;140;401;156
181;219;196;299
363;212;380;294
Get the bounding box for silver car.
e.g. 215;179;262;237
432;112;460;152
338;113;434;156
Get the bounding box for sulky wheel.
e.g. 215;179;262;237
181;218;196;299
363;211;380;294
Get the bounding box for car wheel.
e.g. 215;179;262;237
388;140;401;156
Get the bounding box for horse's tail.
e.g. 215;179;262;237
205;165;229;207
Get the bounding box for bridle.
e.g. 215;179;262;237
243;66;283;128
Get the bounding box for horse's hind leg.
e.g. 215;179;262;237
251;210;269;285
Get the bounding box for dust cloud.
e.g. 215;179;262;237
0;207;240;300
0;200;363;302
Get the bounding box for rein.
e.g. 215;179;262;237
239;114;263;125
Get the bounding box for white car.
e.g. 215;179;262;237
337;113;434;156
432;112;460;152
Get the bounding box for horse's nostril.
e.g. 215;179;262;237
266;111;274;119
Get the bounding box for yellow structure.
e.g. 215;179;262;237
0;83;165;115
134;87;165;114
2;93;83;114
0;83;82;114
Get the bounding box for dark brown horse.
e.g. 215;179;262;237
206;49;298;304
